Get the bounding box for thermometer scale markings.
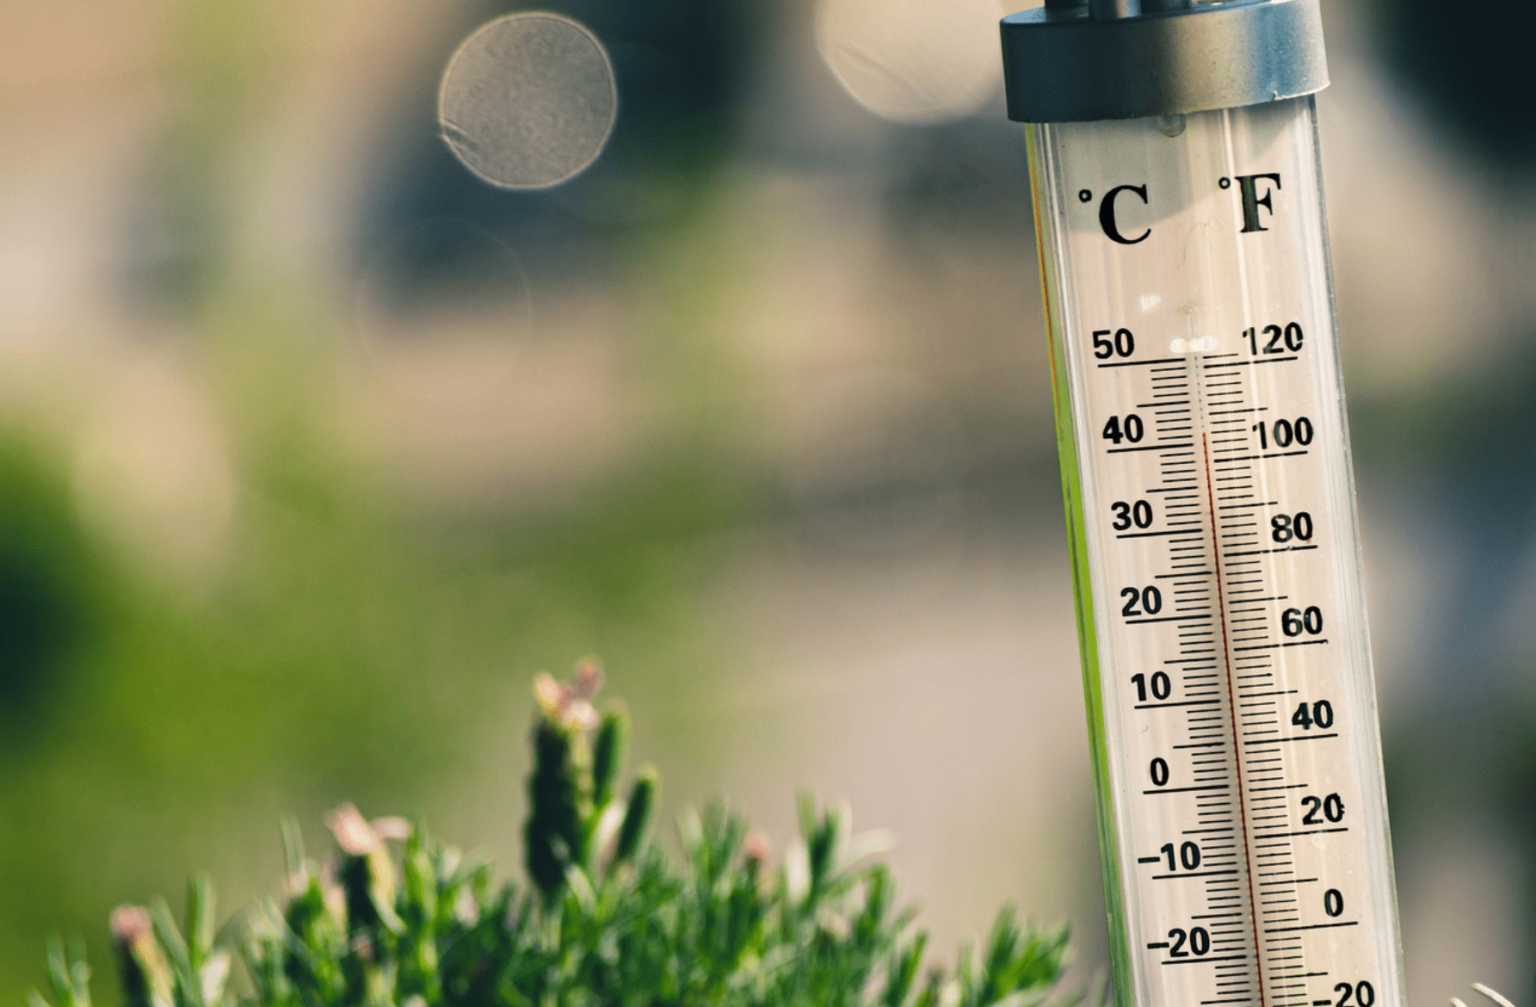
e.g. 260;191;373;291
1100;358;1257;983
1105;343;1367;999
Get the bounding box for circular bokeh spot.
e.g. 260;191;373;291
815;0;1001;125
439;13;618;189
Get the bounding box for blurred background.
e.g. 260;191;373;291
3;0;1536;1000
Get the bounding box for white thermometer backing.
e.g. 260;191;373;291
1001;5;1409;1007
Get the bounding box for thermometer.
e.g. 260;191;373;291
999;4;1408;1007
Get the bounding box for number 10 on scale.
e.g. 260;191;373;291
1001;3;1408;1007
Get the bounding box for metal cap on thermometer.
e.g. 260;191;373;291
1001;0;1328;123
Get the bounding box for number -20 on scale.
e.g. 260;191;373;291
1000;3;1407;1007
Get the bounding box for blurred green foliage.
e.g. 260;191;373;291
0;447;113;744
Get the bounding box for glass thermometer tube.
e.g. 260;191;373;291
1000;4;1408;1007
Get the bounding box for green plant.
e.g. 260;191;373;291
29;664;1075;1007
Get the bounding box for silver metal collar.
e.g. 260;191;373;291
1001;0;1328;123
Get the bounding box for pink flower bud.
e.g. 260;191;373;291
572;660;604;700
326;803;381;856
371;817;412;842
110;905;153;944
744;831;773;865
564;698;599;731
533;672;568;718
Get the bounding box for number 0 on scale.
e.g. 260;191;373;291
1001;3;1407;1007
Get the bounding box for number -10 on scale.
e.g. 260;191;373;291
1000;3;1407;1007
